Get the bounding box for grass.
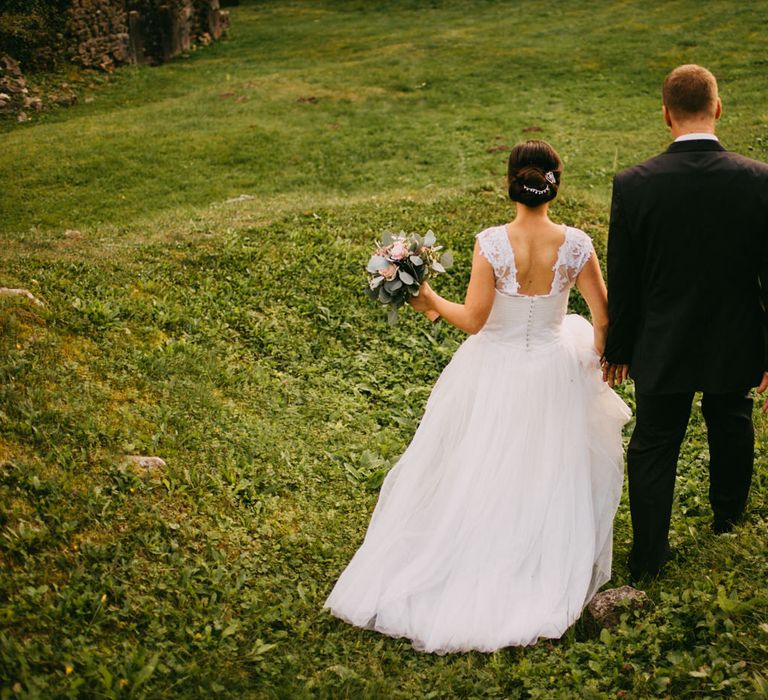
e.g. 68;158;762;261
1;0;768;697
3;0;768;237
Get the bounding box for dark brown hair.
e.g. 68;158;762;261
507;140;563;207
662;64;718;118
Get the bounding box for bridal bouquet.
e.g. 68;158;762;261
365;230;453;324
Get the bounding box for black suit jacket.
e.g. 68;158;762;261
604;139;768;394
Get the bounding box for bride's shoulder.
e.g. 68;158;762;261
475;224;506;241
564;226;594;253
564;225;591;244
562;226;594;271
474;225;509;267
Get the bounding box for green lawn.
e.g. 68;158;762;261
1;1;767;697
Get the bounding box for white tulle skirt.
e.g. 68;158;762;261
324;315;631;653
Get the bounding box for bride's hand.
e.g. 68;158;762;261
408;282;435;313
756;372;768;412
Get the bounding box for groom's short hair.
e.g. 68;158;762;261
662;64;718;119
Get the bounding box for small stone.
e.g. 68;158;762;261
23;96;42;111
64;229;83;238
123;455;166;471
17;111;28;123
0;288;44;306
225;194;254;203
587;585;651;628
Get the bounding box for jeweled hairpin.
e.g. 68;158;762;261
544;171;556;184
523;184;550;195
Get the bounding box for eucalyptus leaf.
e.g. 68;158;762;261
367;255;389;272
387;305;399;325
378;286;392;303
439;251;454;269
423;230;436;247
370;275;384;288
432;261;446;273
381;230;394;246
399;270;415;285
385;278;403;292
409;255;424;265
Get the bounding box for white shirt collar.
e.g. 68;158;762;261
674;132;719;142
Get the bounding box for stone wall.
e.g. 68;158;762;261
0;0;230;120
67;0;131;71
67;0;230;69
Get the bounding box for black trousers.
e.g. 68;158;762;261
627;390;754;577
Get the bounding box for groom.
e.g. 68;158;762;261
602;64;768;580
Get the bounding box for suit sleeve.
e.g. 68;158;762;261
604;176;640;365
759;195;768;369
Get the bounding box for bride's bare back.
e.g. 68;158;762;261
506;220;568;296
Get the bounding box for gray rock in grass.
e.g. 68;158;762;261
0;287;44;306
587;585;651;628
123;455;167;472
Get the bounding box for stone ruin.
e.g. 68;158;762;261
69;0;230;71
0;0;230;120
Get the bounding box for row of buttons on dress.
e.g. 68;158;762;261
525;297;536;351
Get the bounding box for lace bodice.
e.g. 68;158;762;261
476;224;594;297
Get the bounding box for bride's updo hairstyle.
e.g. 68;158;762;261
507;140;563;207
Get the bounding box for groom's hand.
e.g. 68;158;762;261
756;372;768;412
602;361;629;388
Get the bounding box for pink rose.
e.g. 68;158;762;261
389;240;408;261
380;264;398;280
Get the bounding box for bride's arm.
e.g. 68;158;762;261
575;252;611;356
409;240;496;334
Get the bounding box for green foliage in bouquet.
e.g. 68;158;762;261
365;230;453;325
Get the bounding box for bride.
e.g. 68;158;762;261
324;140;631;653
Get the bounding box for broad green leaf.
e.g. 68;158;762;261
133;653;160;690
221;622;240;638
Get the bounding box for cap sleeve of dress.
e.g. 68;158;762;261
475;226;518;294
569;228;595;275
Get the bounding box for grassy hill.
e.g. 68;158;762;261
1;1;767;697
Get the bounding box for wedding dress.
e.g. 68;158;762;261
325;224;631;653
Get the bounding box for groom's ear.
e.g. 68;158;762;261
662;104;673;128
714;97;722;121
